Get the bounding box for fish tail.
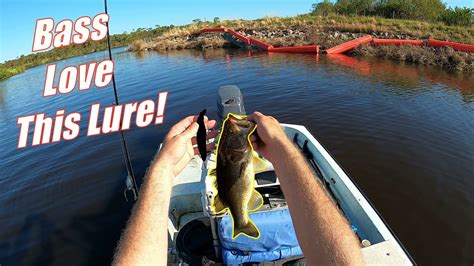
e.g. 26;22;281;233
233;219;260;239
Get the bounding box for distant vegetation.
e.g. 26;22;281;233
0;26;173;81
143;13;473;46
312;0;473;26
440;7;473;26
1;1;473;80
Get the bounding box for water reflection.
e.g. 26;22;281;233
151;49;473;103
0;48;472;265
327;54;371;76
326;54;474;103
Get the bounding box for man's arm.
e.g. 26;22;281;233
113;115;216;265
249;112;363;265
113;158;174;265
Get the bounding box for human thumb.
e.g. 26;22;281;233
181;122;199;140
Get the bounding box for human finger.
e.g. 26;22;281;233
191;130;219;145
205;119;217;130
167;116;196;137
168;114;214;138
180;122;199;140
247;111;264;123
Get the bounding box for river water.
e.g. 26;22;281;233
0;48;473;265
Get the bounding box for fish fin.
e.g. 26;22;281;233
209;169;218;191
209;168;216;177
247;190;263;212
213;194;227;214
252;153;267;171
233;220;260;239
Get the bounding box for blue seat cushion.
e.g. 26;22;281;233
217;208;303;264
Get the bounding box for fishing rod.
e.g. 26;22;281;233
103;0;139;201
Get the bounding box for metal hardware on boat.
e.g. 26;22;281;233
362;239;371;247
124;174;138;201
209;216;221;260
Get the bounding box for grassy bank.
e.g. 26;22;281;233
1;14;473;81
0;26;172;81
128;14;473;72
351;45;473;71
129;14;473;72
145;14;474;45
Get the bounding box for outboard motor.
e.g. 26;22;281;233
216;85;246;123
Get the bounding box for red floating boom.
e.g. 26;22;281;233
199;28;474;55
226;29;251;45
268;45;319;53
373;39;423;46
428;39;474;53
201;28;251;45
248;37;273;50
200;28;324;54
325;35;373;54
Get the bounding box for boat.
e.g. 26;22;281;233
166;85;414;265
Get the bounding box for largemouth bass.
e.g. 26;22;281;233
210;113;264;239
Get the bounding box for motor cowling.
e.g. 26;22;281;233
216;85;246;123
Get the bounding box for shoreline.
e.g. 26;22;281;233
129;27;473;72
1;15;473;81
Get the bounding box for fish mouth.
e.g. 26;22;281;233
228;115;256;130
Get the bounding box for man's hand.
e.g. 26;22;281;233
249;111;364;265
114;112;363;266
113;114;218;266
156;115;217;177
248;111;290;162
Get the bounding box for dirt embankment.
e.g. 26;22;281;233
129;26;473;72
351;45;473;71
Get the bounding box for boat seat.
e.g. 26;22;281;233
217;208;303;264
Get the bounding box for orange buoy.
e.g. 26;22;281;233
248;37;272;50
226;29;251;45
268;45;319;53
325;35;373;54
373;39;423;46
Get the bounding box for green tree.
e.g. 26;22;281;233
0;26;170;80
335;0;372;16
332;0;447;21
312;0;336;15
440;7;473;26
411;0;445;21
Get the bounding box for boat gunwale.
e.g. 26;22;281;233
281;123;414;264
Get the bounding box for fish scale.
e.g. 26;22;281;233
209;113;264;239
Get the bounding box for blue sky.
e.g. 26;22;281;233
0;0;472;63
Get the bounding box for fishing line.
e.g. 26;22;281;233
103;0;138;201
